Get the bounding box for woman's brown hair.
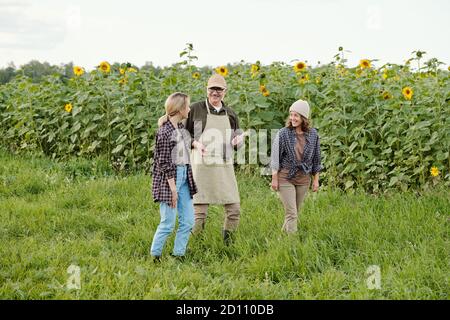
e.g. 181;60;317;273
285;114;311;132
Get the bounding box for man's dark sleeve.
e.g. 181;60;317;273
233;112;241;132
231;111;244;150
185;106;195;141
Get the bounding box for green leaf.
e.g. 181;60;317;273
243;104;256;113
88;140;101;152
349;142;358;152
116;134;127;144
413;120;431;130
47;132;55;143
248;119;265;127
109;116;121;126
92;114;104;121
81;123;98;139
98;129;110;138
436;151;449;161
111;144;123;154
345;180;354;189
71;122;81;134
259;111;274;122
389;176;399;187
60;122;69;131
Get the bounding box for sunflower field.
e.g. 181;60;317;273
0;46;449;192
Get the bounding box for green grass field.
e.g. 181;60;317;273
0;149;448;299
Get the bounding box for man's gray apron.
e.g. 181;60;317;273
191;101;240;204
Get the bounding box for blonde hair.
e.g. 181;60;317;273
158;92;190;127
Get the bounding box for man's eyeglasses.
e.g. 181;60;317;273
208;87;225;93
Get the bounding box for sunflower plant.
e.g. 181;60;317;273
1;47;448;191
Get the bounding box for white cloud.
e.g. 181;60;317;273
0;0;448;69
0;0;66;49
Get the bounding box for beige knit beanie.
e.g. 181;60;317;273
289;100;310;119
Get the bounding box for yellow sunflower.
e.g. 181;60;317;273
119;68;125;75
259;84;270;96
127;67;137;73
215;66;228;77
64;103;73;113
402;87;413;100
382;91;391;100
430;166;439;177
118;78;127;85
262;89;270;97
73;66;84;77
293;61;306;72
359;59;371;69
192;72;201;79
335;64;348;76
98;61;111;73
251;64;260;74
298;73;310;85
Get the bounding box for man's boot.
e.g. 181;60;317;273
222;229;233;246
191;220;205;235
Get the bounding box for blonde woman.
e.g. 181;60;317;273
270;100;323;233
150;93;197;261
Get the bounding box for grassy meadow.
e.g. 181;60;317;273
0;148;448;299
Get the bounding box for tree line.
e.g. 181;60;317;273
0;60;169;84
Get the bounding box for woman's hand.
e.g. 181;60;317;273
311;173;320;192
167;178;178;208
193;140;207;156
312;180;319;192
171;189;178;208
271;174;279;191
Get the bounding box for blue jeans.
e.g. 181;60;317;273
150;165;195;257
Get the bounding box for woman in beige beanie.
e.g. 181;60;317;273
270;99;323;233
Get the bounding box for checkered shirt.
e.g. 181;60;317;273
271;127;323;179
151;121;197;205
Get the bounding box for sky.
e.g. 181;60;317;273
1;0;449;70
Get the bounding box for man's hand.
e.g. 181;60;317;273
231;133;244;147
192;141;207;156
231;131;248;147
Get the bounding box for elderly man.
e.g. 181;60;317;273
185;74;244;245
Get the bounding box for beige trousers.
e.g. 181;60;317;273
192;203;240;234
278;184;308;233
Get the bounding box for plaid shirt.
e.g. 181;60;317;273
271;127;323;179
151;120;197;205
